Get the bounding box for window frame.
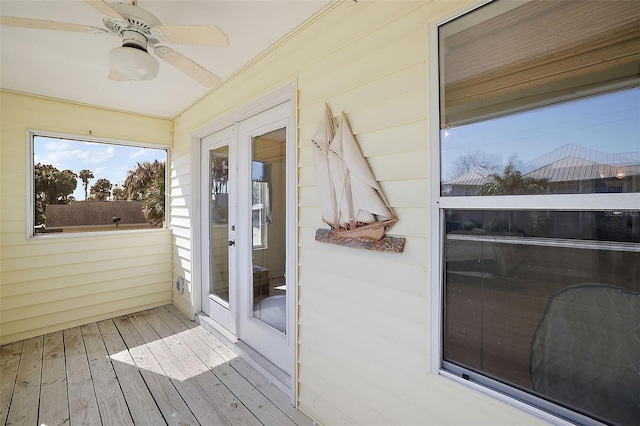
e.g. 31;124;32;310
27;129;169;239
429;1;639;424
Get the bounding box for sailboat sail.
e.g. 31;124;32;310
312;104;398;240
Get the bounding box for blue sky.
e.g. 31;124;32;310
34;137;167;200
441;87;640;179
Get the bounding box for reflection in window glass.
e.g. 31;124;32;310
33;135;167;235
441;89;640;196
209;146;230;303
444;210;640;425
251;129;287;333
252;161;268;249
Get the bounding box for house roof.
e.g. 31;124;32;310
445;144;640;186
524;146;640;182
444;166;495;186
524;144;640;171
45;201;147;228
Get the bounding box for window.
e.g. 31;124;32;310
252;161;269;249
437;1;640;425
30;132;168;237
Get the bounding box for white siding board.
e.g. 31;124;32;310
168;216;191;229
298;247;428;296
289;2;423;85
301;267;428;325
297;364;396;426
383;179;430;207
369;150;429;181
298;186;321;208
2;239;169;271
2;273;170;309
299;342;447;426
1;231;167;259
297;31;426;107
386;207;430;237
1;298;169;344
1;283;170;323
345;120;430;157
1;253;171;284
297;385;357;426
299;282;427;353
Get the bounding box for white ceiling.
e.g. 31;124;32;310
0;0;330;118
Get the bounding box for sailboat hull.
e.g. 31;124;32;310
330;218;398;241
315;226;405;253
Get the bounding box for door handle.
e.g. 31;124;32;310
228;240;235;246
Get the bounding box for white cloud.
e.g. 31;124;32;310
130;148;150;159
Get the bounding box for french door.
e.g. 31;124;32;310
200;101;293;375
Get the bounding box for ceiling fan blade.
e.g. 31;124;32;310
154;46;221;88
84;0;124;20
0;16;106;34
152;25;229;47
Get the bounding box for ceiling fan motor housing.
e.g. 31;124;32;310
122;29;147;51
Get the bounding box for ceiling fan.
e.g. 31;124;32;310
0;0;229;87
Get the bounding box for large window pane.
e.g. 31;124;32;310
32;135;167;235
444;209;640;425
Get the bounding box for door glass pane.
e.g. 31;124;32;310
209;146;230;302
251;128;286;333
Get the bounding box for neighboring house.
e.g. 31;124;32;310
442;166;495;196
444;144;640;196
43;201;150;233
1;1;638;426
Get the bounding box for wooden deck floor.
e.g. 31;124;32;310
0;305;314;426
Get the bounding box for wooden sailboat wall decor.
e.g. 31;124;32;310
312;104;406;253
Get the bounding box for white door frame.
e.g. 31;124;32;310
190;82;298;401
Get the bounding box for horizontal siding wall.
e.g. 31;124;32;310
172;1;545;424
0;91;173;344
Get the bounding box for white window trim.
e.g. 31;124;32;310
428;2;637;425
26;129;169;240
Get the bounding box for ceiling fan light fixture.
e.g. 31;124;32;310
109;46;159;81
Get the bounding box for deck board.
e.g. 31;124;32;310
97;319;166;425
0;341;22;425
65;326;102;425
82;322;134;426
0;305;315;426
6;337;43;426
113;315;199;426
39;331;69;426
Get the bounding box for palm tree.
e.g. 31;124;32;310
78;169;94;200
123;160;164;200
478;163;547;195
90;178;112;201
